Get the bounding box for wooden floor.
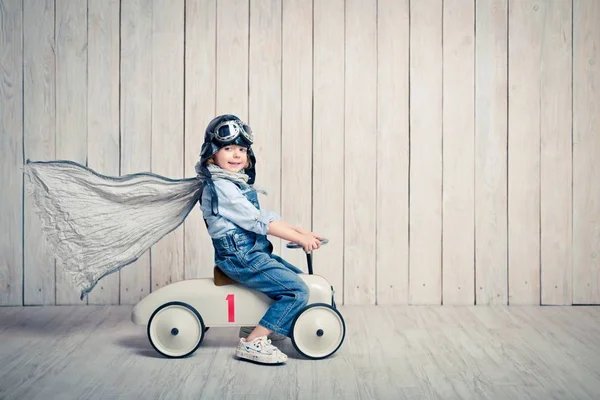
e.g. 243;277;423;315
0;305;599;400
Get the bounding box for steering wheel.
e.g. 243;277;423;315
286;238;329;249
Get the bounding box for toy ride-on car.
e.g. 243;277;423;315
131;239;345;360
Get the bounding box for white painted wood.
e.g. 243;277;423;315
508;0;542;305
248;0;282;257
150;0;185;292
55;0;89;305
216;0;248;120
23;0;55;305
8;0;600;307
442;0;475;305
376;0;409;305
573;0;600;305
184;0;216;279
409;0;443;305
344;0;377;305
87;0;121;305
312;0;345;303
475;0;508;305
0;0;23;306
539;0;572;305
1;305;600;398
119;0;152;303
280;0;312;271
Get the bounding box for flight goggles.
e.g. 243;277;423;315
209;120;253;144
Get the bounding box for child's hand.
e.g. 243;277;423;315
308;231;322;240
299;234;322;252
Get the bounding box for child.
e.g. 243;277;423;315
24;113;320;364
196;114;322;364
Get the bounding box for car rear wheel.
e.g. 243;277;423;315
147;301;205;358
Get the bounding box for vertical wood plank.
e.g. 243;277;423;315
539;1;572;305
151;0;184;292
87;0;120;305
119;0;152;303
442;0;475;305
281;0;312;270
23;0;55;305
508;0;542;305
345;0;377;305
55;0;88;304
475;0;508;305
409;0;443;305
216;0;248;119
248;0;281;255
573;0;600;305
313;0;344;302
0;0;23;306
376;0;410;304
184;0;216;279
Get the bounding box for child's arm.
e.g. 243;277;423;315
212;180;321;252
212;180;279;234
277;220;321;239
267;220;322;252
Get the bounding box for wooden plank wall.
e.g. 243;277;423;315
443;0;475;305
475;0;508;306
573;0;600;304
120;0;152;304
23;0;55;305
0;0;598;306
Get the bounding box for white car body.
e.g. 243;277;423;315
131;273;334;327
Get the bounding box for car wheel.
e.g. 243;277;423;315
147;301;205;358
290;303;346;360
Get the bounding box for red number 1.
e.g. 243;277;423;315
226;294;235;322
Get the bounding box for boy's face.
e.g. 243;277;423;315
213;145;249;173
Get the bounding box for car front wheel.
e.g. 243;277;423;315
290;303;346;360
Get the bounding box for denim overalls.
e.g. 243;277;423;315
210;187;309;337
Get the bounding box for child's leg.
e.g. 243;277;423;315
263;237;304;274
245;325;272;342
239;324;286;341
231;254;308;364
270;253;303;274
238;253;301;341
230;255;310;337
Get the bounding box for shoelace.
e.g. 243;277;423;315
249;337;278;353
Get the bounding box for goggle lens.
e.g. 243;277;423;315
216;122;239;140
213;120;253;144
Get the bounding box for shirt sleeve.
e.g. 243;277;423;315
212;180;280;235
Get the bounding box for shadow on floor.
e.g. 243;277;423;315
115;335;167;359
115;327;306;360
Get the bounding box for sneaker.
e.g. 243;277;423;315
236;336;288;364
239;326;287;342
